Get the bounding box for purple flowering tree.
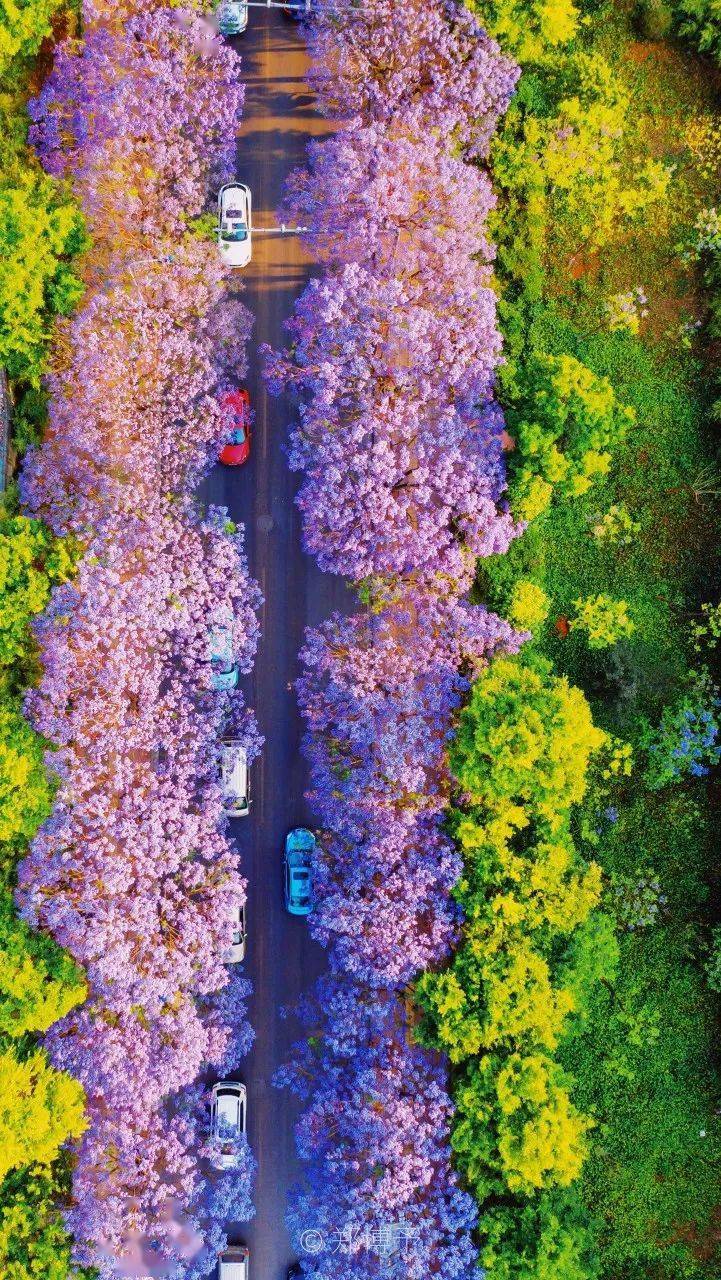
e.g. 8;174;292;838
17;2;259;1272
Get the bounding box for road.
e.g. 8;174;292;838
205;12;351;1277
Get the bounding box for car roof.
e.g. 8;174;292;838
219;1258;248;1280
286;827;315;849
214;1084;243;1123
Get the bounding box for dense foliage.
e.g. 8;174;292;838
268;1;524;1273
0;1;86;391
0;8;93;1277
15;2;261;1273
450;0;721;1275
266;0;519;585
0;507;88;1280
416;655;608;1210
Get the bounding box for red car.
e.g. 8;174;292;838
219;389;251;466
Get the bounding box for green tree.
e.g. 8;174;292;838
0;171;86;385
0;0;65;76
0;515;76;674
0;1162;82;1280
507;354;636;521
0;910;86;1041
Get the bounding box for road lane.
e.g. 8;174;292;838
205;13;352;1277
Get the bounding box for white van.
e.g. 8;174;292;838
220;741;250;817
218;1245;249;1280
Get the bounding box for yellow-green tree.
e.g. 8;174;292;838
0;0;65;76
470;0;580;63
505;354;636;522
0;515;76;674
0;1050;86;1181
416;655;615;1207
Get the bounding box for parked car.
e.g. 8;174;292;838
209;1081;247;1170
217;183;252;268
220;741;250;817
219;389;251;466
208;621;239;691
218;1246;250;1280
218;0;248;35
284;827;316;915
224;899;247;964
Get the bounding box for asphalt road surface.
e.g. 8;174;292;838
205;12;351;1277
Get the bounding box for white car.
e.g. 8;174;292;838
217;183;252;268
218;1247;250;1280
210;1081;247;1170
218;1;248;35
220;740;250;817
224;899;247;964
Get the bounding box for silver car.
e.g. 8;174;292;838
218;1245;250;1280
217;183;252;269
224;899;247;964
210;1081;247;1170
220;740;250;818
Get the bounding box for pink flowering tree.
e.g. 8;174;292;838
306;0;518;157
265;123;519;581
28;8;243;248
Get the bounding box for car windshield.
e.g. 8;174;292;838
295;870;310;881
230;427;246;444
222;224;248;243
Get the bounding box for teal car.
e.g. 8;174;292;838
218;1;248;36
284;828;315;916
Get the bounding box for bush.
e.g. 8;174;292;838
416;655;608;1212
470;0;580;62
637;0;675;38
507;577;550;631
642;669;721;788
570;594;635;649
507;354;636;522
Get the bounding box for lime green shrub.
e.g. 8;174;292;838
570;594;635;649
0;172;86;384
0;515;76;673
0;0;65;76
416;656;609;1206
507;578;550;631
507;354;636;522
469;0;580;62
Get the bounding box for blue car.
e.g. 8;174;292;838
284;828;316;916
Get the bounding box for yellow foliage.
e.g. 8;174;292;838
495;1052;591;1193
507;578;550;631
483;944;575;1050
494;52;671;258
0;1049;86;1179
469;0;579;62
